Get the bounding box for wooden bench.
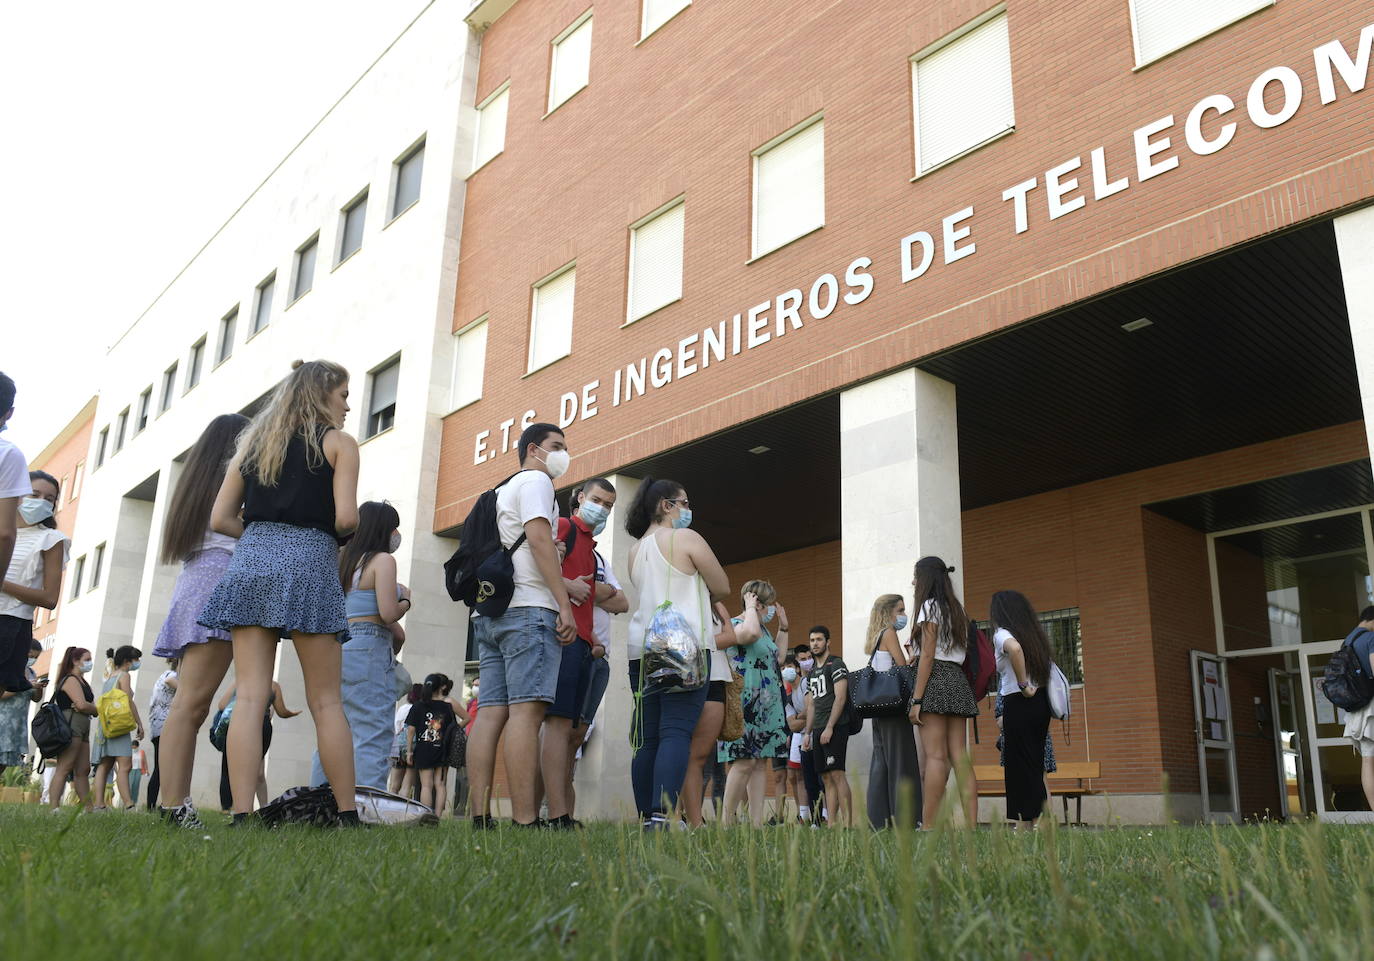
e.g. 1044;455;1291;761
973;761;1102;825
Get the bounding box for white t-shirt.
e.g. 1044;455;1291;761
0;525;70;619
496;469;559;612
591;552;620;649
993;628;1023;697
393;702;410;736
917;599;965;665
0;437;30;499
147;670;178;737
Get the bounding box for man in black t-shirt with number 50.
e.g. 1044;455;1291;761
802;626;853;828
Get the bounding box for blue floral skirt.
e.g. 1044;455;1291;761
197;522;348;643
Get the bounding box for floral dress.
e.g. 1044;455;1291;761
718;622;788;762
0;666;38;765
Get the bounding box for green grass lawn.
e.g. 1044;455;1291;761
2;805;1372;961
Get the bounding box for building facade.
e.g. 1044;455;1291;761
436;0;1374;822
53;0;481;806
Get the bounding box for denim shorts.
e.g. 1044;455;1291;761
472;606;560;706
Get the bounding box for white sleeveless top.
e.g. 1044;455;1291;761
626;530;709;663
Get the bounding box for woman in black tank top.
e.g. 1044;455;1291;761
196;360;362;826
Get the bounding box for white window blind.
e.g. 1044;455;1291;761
530;267;575;372
292;236;317;301
451;320;488;409
367;359;400;438
642;0;689;38
628;201;685;322
1130;0;1272;66
753;119;825;258
474;87;509;172
549;17;592;112
913;11;1015;174
339;192;367;262
392;141;425;217
253;275;275;334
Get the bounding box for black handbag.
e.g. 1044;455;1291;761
31;700;74;758
848;652;915;719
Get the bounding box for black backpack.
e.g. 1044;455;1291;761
31;698;73;759
442;471;538;618
1322;627;1374;711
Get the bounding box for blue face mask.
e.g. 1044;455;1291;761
781;667;798;684
672;507;693;530
19;497;54;525
763;605;776;624
579;501;609;536
894;614;909;631
130;661;142;672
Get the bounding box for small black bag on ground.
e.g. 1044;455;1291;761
258;785;438;827
442;472;527;618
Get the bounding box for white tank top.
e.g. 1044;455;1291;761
626;530;709;662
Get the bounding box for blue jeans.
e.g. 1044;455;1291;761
311;621;395;790
628;659;708;817
473;607;559;706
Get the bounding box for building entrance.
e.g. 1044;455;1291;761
1202;505;1374;822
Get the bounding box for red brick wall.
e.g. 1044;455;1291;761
29;410;94;645
723;542;843;657
436;0;1374;527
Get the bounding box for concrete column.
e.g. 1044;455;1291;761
574;473;641;821
1335;205;1374;473
840;367;962;822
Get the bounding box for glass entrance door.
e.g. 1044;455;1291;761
1191;650;1239;822
1267;667;1307;818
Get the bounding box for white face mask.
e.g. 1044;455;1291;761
798;657;814;672
27;656;37;669
389;531;402;553
538;446;570;479
80;660;93;673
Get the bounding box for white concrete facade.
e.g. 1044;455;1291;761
839;367;963;817
54;0;482;807
1334;204;1374;482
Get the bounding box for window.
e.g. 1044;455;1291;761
70;556;86;599
115;409;129;452
217;308;238;365
365;357;400;439
58;474;70;511
548;14;593;113
641;0;689;39
186;337;206;391
529;265;576;373
752;117;825;259
252;274;275;335
291;235;318;302
90;542;106;590
160;363;178;413
338;190;368;263
912;8;1014;175
391;140;425;219
450;319;488;410
95;428;108;468
627;199;685;322
1130;0;1272;67
975;607;1085;685
136;387;152;434
71;461;84;501
472;85;510;173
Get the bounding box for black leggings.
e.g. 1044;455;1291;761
1002;688;1051;822
145;736;161;810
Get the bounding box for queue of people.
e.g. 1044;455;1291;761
3;363;1067;829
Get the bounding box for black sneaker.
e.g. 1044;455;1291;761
337;810;363;829
471;815;496;830
547;814;582;830
228;812;261;829
512;817;547;829
168;800;205;830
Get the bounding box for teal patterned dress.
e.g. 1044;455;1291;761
718;622;788;762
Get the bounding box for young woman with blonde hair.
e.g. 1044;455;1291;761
198;359;361;825
864;593;921;827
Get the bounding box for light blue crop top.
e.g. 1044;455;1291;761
345;579;404;619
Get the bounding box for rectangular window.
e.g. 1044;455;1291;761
252;274;275;335
642;0;689;39
160;363;178;413
115;409;129;452
136;387;152;433
548;14;593;113
976;608;1085;685
627;199;685;322
71;461;84;501
95;428;108;468
912;8;1014;175
529;265;576;373
90;542;106;589
391;140;425;219
365;357;400;439
752;117;824;259
1130;0;1272;67
338;190;368;263
472;85;510;173
217;308;238;365
291;235;318;302
187;337;206;391
450;319;488;410
70;556;85;599
58;474;70;511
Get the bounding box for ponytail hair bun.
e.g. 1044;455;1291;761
290;359;305;370
105;648;115;660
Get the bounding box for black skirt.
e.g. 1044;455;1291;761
921;659;978;717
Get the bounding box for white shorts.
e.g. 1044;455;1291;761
789;731;802;765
